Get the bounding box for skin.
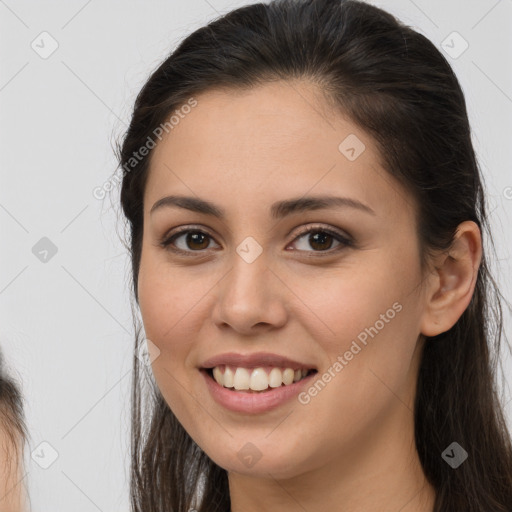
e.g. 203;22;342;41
137;81;482;512
0;420;27;512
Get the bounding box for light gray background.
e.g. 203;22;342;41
1;0;511;510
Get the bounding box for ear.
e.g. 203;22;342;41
420;221;482;337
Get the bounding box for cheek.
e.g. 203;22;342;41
291;255;421;386
136;256;220;408
287;262;401;344
137;263;207;421
137;254;206;344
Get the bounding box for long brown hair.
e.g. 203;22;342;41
116;0;512;510
0;347;28;508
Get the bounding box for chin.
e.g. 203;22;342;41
203;438;313;479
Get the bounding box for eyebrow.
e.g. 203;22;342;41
150;194;376;219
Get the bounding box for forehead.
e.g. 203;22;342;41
144;81;413;220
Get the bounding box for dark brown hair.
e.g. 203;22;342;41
0;347;28;502
116;0;512;510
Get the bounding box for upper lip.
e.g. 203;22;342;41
200;352;317;371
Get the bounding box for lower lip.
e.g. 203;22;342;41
200;369;317;414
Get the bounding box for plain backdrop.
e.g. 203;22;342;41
1;0;511;510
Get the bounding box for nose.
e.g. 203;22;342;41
211;250;288;335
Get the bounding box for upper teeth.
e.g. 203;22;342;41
212;366;310;391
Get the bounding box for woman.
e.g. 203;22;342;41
116;0;512;510
0;349;28;511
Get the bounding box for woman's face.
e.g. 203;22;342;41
137;81;430;478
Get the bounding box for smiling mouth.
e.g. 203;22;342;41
204;367;318;393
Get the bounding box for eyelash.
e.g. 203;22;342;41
159;224;353;257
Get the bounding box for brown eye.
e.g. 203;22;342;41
181;231;210;250
289;226;352;254
162;229;218;253
306;231;335;251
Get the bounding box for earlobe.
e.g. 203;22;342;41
420;221;482;337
